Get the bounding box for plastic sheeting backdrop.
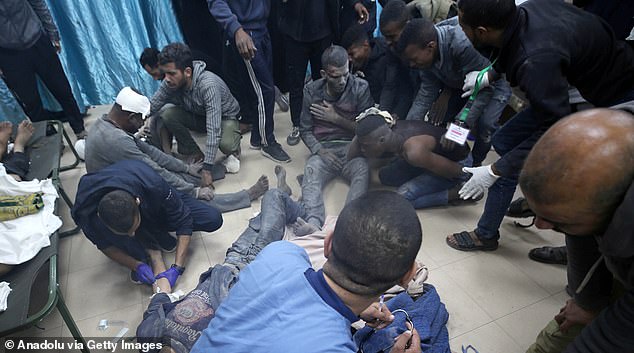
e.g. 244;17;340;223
0;0;183;123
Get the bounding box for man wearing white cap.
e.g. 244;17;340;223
84;87;270;213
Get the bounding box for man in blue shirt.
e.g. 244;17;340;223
71;160;223;292
191;190;423;353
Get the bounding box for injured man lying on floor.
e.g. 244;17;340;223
137;188;447;353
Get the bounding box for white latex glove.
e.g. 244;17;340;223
194;186;214;201
462;71;490;98
459;164;499;199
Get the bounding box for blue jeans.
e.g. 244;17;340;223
302;143;369;227
379;156;471;209
471;84;512;166
476;107;539;239
224;189;307;270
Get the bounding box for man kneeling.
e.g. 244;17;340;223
72;160;223;292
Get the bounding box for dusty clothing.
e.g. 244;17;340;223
299;75;374;154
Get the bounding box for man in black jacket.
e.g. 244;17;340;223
446;0;634;252
0;0;86;138
277;0;338;146
520;108;634;353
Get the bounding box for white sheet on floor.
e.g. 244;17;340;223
0;164;62;265
0;281;11;311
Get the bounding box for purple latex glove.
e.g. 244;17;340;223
135;263;156;285
156;267;180;287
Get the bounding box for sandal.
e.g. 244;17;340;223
446;231;498;252
528;246;567;265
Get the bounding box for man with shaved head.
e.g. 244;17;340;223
519;108;634;353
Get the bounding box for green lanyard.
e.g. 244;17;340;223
457;58;498;123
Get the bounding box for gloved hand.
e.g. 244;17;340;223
462;70;490;98
135;263;156;285
459;164;499;199
194;186;214;201
187;161;203;176
156;267;181;287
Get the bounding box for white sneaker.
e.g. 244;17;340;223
223;154;240;173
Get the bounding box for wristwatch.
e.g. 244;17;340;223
171;264;186;275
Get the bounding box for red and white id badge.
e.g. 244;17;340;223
445;123;469;145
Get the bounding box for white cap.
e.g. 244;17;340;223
115;87;151;119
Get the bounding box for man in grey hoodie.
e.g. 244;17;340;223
148;43;243;188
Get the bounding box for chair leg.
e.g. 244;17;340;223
56;286;90;353
60;128;80;172
58;186;80;238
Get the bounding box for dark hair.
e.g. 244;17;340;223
158;42;193;71
97;190;138;234
323;191;422;296
341;24;369;50
397;18;437;54
139;47;159;68
457;0;516;29
356;115;388;137
321;45;349;69
379;0;409;29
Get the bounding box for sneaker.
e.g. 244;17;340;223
249;142;262;150
262;144;291;163
274;86;289;112
223;154;240;173
286;126;300;146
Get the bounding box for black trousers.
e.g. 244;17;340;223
285;35;332;127
0;34;84;133
222;31;278;147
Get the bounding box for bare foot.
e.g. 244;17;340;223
274;165;292;196
0;121;12;146
247;175;269;201
290;217;320;237
14;120;34;152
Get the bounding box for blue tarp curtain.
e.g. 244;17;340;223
0;0;183;123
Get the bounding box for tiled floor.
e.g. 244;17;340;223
15;105;568;352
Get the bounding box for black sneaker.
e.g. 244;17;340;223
262;144;291;163
249;142;262;150
286;126;300;146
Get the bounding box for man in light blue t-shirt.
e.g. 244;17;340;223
191;190;424;353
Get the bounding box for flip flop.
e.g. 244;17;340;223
446;231;498;252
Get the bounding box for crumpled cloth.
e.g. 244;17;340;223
0;281;11;312
0;164;62;265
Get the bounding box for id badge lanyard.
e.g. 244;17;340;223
445;59;497;145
